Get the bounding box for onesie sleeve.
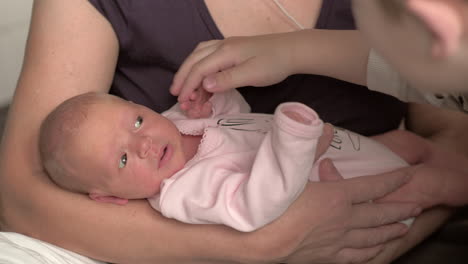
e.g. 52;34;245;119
236;103;324;228
209;89;251;116
367;49;421;101
237;102;324;230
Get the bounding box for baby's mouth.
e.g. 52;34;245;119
160;146;168;161
158;144;171;169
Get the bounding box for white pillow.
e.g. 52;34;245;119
0;232;105;264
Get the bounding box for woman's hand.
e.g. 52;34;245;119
375;140;468;209
250;161;421;264
377;165;468;209
317;159;459;264
369;128;468;209
170;33;298;103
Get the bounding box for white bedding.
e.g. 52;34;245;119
0;232;105;264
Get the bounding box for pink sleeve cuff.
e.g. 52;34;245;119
274;102;323;139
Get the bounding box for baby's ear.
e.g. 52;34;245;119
89;193;129;205
407;0;463;58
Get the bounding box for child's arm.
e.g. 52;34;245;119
233;103;324;230
170;30;369;103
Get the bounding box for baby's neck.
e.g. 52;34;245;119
181;134;202;162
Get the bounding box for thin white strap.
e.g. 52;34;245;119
272;0;305;30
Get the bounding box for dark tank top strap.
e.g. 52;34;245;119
316;0;356;29
193;0;224;39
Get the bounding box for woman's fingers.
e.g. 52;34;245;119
350;202;420;228
335;224;407;264
344;170;413;204
336;245;385;264
318;158;343;181
344;223;408;249
277;176;419;264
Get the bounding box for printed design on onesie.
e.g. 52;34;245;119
330;127;361;151
216;114;273;134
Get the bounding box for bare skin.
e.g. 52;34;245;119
166;1;468;262
0;1;429;263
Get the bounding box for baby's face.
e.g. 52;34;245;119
68;96;186;199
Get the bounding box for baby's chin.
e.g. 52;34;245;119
160;150;186;179
170;156;187;176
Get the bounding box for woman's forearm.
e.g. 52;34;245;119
0;174;253;264
0;0;243;263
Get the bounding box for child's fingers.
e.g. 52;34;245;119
170;40;221;96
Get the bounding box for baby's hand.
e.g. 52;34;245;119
179;87;213;118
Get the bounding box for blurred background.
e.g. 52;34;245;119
0;0;33;105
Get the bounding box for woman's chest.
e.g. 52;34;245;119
204;0;323;36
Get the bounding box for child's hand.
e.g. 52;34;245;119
179;87;213;119
170;33;296;102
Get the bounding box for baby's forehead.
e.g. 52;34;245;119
80;97;137;137
90;95;132;112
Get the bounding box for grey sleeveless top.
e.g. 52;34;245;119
88;0;407;136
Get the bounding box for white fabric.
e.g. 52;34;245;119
367;49;468;113
0;232;105;264
367;49;425;103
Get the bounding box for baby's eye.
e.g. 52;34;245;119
135;116;143;129
119;153;127;169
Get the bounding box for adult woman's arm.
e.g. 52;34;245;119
0;1;420;263
0;1;250;263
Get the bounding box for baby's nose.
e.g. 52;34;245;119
137;136;153;158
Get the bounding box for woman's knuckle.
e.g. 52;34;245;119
377;210;390;226
327;192;348;210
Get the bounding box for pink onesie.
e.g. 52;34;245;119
148;90;408;232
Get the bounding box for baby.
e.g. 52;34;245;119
39;90;420;232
